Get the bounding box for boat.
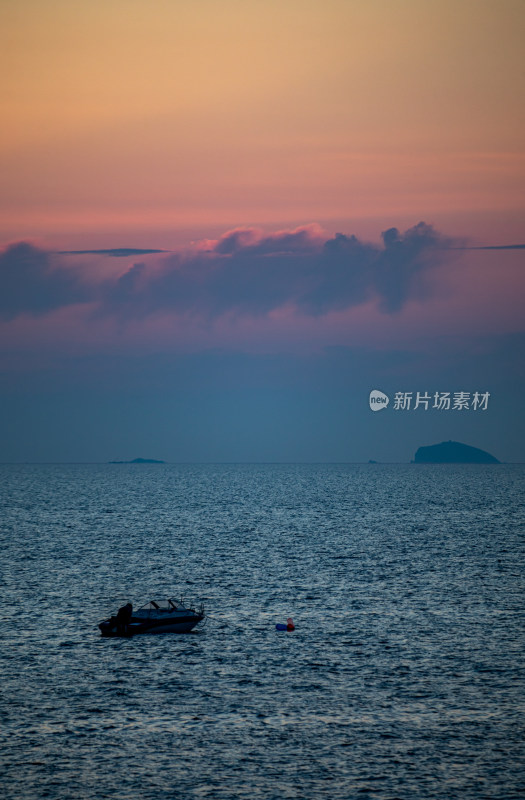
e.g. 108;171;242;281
98;598;205;637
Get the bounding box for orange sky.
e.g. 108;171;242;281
1;0;524;247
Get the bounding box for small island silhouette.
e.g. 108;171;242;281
412;440;499;464
109;457;165;464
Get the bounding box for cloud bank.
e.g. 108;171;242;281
1;222;456;322
0;242;94;320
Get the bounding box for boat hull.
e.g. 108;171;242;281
99;614;204;637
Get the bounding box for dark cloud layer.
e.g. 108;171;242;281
57;248;169;257
0;242;94;320
1;223;455;321
462;244;525;251
106;222;455;319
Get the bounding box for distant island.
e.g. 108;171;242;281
413;440;500;464
109;457;165;464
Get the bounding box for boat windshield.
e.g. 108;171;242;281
138;599;180;612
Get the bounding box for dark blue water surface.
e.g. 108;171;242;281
0;463;523;799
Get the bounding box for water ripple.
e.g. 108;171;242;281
0;463;524;799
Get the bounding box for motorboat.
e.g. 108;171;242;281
98;598;205;637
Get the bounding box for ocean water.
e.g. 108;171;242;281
0;463;523;800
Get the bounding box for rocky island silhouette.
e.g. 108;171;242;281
413;441;500;464
109;457;165;464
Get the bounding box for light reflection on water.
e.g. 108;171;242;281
0;463;524;799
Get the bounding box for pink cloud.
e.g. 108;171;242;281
1;222;523;360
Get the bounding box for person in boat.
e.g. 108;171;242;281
116;602;133;633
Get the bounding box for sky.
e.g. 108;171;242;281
0;0;524;462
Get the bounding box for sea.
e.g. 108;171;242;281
0;463;523;800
